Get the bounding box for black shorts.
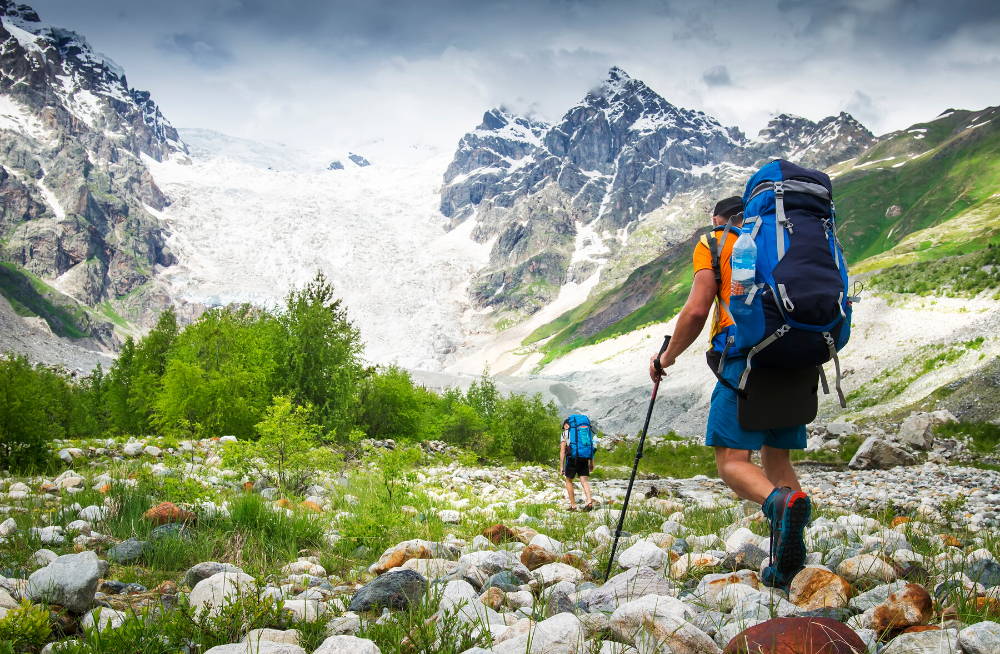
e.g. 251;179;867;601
563;457;592;479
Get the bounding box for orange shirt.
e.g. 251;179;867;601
692;229;738;339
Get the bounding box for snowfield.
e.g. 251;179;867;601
147;131;489;370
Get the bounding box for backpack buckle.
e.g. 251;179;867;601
773;181;784;196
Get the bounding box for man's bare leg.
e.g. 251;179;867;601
564;477;577;507
579;476;593;506
714;447;777;504
760;446;802;492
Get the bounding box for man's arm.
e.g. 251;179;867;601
559;439;566;470
650;269;718;381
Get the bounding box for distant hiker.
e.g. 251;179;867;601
648;161;852;590
561;414;595;511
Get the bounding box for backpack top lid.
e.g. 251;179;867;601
742;159;833;206
564;414;590;428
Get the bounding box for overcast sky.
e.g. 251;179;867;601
30;0;1000;152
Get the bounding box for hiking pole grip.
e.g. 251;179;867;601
603;334;671;581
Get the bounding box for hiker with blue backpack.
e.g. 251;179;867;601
647;160;853;590
561;414;596;511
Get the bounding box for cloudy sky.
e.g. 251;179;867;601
31;0;1000;152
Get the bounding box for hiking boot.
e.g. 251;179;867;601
762;487;811;588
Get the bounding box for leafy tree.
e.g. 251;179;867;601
0;355;65;470
278;272;364;438
153;305;283;437
222;395;336;492
494;393;560;462
465;370;500;425
358;366;431;441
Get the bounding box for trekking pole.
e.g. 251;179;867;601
603;334;671;581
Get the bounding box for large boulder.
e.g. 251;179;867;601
610;595;717;654
349;570;426;612
870;584;932;632
184;562;244;588
492;612;586;654
313;635;381;654
27;550;108;614
618;540;669;569
849;437;916;470
959;621;1000;654
723;617;866;654
789;566;852;611
189;571;256;617
583;566;677;613
881;628;959;654
369;539;459;575
894;411;956;451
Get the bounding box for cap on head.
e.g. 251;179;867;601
713;196;743;220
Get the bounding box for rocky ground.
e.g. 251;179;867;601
0;435;998;654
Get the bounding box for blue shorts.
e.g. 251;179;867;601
706;358;807;451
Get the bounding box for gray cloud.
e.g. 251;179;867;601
158;33;234;69
702;65;732;87
26;0;1000;151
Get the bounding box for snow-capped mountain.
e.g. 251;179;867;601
440;67;874;328
0;0;184;338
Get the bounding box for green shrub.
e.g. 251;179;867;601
358;367;431;441
0;600;51;651
222;396;338;492
494;393;560;462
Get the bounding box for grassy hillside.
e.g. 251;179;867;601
523;233;696;367
524;105;1000;365
0;263;89;338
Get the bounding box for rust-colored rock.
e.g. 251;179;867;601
510;525;538;544
98;484;111;494
243;481;255;492
143;502;195;525
274;498;291;508
480;586;505;610
300;500;323;513
890;517;911;528
975;596;1000;616
724;617;866;654
560;553;590;572
520;544;556;571
154;580;178;595
871;583;933;632
371;540;435;575
789;567;852;610
900;625;940;634
482;524;519;545
939;534;962;548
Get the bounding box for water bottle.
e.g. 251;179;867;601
730;231;756;296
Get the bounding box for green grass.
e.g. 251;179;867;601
935;421;1000;455
594;438;718;480
847;339;984;410
790;433;865;465
869;246;1000;298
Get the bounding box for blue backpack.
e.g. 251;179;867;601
565;414;595;459
720;160;852;407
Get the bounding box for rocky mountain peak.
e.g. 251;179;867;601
0;1;39;22
750;111;874;169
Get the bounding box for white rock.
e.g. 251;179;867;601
281;560;326;577
27;550;108;614
189;571;257;617
243;628;300;645
493;612;585;654
0;588;17;610
204;644;305;654
529;533;564;554
79;505;108;522
123;442;144;457
836;554;897;583
610;595;718;654
31;526;65;544
533;562;583;587
724;528;764;554
282;599;326;620
313;635;380;654
617;540;668;570
959;621;1000;654
882;628;959;654
326;612;361;636
65;520;92;535
28;548;58;568
0;517;15;537
81;607;127;633
438;509;461;524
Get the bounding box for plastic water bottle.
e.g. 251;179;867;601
730;232;756;296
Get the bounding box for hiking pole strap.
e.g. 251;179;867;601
823;332;847;408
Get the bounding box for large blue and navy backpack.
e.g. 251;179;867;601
564;414;595;459
720;160;852;407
